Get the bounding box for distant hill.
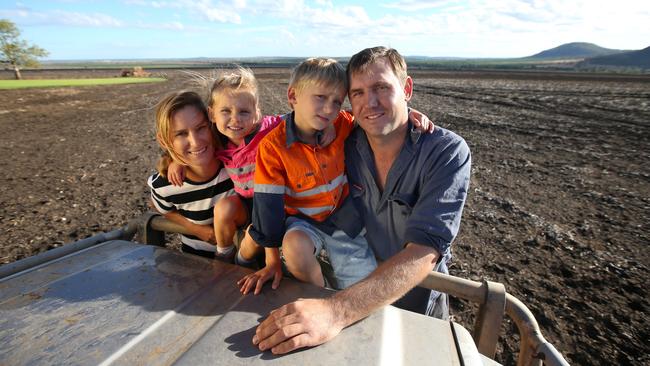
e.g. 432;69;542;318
528;42;624;59
579;46;650;69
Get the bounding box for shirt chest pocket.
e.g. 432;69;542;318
388;193;418;216
286;162;318;194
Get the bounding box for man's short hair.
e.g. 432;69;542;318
289;57;348;95
347;46;408;86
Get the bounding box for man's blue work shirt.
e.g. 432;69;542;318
344;120;471;315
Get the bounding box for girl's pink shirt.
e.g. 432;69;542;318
215;115;282;198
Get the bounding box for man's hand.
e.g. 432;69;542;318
167;161;185;186
409;108;435;133
252;298;344;354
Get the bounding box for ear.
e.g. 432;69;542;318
287;87;297;106
403;76;413;102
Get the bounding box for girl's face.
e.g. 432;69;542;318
209;90;259;146
169;105;215;169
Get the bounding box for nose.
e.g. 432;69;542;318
367;91;379;108
187;130;199;146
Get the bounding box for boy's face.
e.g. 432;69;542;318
209;90;259;146
288;82;345;135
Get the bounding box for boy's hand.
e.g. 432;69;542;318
167;161;185;186
318;122;336;147
409;108;435;133
237;250;282;295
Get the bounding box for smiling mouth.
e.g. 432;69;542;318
366;112;384;120
189;146;208;155
227;126;244;131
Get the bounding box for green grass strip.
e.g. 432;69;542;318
0;77;167;90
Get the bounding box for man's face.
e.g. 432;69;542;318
348;58;413;140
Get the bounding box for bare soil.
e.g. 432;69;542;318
1;68;648;365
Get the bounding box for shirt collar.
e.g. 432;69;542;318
284;111;323;147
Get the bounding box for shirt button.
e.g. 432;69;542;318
297;184;302;188
322;164;327;168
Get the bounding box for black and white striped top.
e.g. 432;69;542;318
147;168;234;252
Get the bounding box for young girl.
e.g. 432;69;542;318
147;91;234;258
166;67;304;265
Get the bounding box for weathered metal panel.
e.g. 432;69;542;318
0;240;480;365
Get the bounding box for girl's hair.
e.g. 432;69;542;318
154;90;219;175
206;66;259;109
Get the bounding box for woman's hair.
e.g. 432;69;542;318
206;66;259;110
154;90;218;175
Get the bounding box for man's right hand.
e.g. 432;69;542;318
252;297;345;354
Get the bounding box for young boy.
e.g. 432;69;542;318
238;58;377;294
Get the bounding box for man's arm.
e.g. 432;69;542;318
253;242;438;354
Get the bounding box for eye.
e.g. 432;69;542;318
175;131;188;137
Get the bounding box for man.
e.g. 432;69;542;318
252;46;471;354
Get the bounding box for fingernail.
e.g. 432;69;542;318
252;336;258;344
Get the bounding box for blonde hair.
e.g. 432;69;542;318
347;46;408;86
207;66;259;109
288;58;347;105
154;90;219;175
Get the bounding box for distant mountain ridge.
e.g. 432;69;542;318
579;46;650;69
528;42;625;59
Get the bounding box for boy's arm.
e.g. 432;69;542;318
237;247;283;295
248;141;287;248
167;161;186;187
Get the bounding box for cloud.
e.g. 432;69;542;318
0;9;124;27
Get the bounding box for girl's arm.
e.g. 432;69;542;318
237;247;283;295
167;161;186;187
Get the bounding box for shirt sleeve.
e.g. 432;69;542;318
337;110;355;140
249;139;287;248
403;134;471;256
147;173;175;214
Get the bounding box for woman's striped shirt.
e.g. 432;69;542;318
147;168;233;252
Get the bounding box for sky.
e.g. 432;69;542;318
1;0;649;60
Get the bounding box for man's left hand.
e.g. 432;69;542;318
253;298;344;354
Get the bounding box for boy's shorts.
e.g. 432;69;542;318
285;216;377;290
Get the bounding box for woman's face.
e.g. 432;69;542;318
169;105;215;168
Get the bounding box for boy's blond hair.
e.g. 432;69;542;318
288;58;347;107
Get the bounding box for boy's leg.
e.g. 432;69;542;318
282;219;326;287
213;194;248;262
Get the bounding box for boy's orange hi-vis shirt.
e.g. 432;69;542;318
248;110;355;247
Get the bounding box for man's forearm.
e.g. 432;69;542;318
330;243;439;327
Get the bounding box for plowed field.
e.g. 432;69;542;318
1;68;648;365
